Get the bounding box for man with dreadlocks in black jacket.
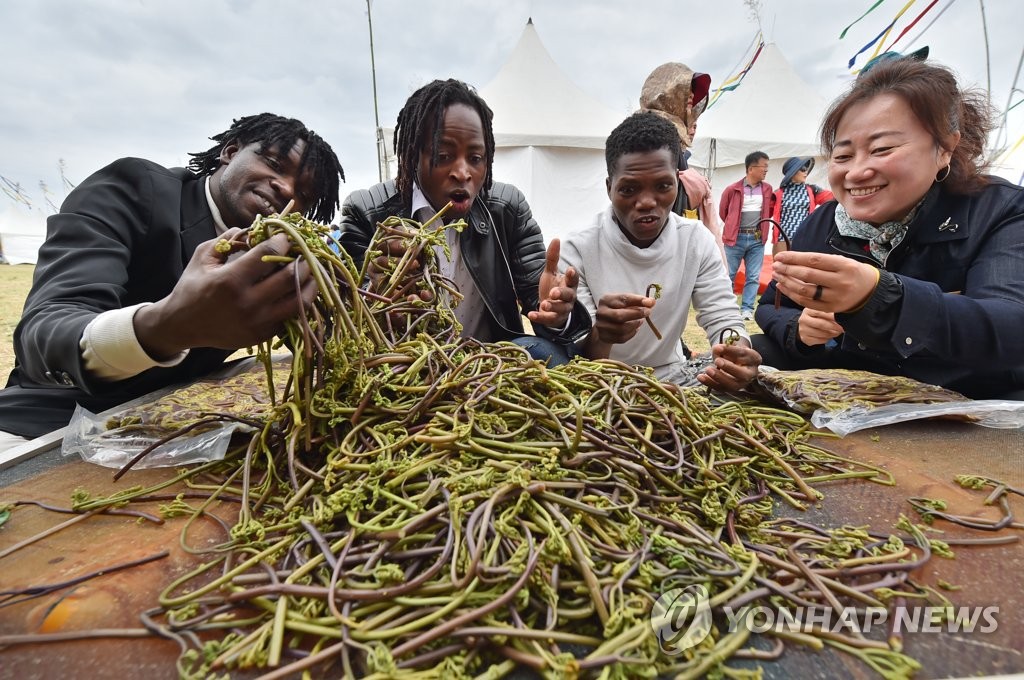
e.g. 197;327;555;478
0;113;345;449
339;79;591;362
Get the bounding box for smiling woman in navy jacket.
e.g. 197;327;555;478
753;57;1024;399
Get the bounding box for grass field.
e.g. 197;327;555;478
0;264;756;380
0;265;34;379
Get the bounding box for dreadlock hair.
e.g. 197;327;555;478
605;111;681;177
187;113;345;224
393;79;495;207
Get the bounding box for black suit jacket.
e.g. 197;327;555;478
0;158;233;438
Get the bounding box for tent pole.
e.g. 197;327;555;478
366;0;385;182
709;138;717;185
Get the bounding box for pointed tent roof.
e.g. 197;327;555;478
692;43;828;169
479;19;624;149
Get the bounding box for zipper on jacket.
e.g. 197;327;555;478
827;232;889;270
463;206;520;338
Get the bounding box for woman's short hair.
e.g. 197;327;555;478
820;58;994;195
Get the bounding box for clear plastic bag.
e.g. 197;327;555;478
810;400;1024;436
62;403;245;469
756;367;1024;436
62;355;290;469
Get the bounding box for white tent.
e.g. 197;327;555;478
384;19;625;243
690;43;832;204
481;20;627;241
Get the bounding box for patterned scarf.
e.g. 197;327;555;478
834;203;920;264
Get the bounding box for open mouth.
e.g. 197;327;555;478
636;214;661;227
447;190;473;212
848;187;881;197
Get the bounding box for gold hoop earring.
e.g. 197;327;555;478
936;164;951;183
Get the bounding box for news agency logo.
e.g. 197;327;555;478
650;592;999;655
724;604;1000;636
651;584;713;654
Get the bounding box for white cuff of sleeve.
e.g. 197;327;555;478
557;310;572;334
81;303;190;381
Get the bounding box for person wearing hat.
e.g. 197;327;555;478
639;62;711;151
678;120;725;263
638;63;722;254
771;157;834;255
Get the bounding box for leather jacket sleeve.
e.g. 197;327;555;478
485;183;591;344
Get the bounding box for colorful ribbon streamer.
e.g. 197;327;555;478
997;134;1024;164
882;0;940;51
839;0;887;39
847;0;917;69
708;35;764;109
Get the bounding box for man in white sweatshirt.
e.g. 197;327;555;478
560;112;761;390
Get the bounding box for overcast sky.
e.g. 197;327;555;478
1;0;1020;233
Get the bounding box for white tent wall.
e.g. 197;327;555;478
492;146;609;243
1;234;45;265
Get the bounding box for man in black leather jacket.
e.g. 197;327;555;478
338;79;590;359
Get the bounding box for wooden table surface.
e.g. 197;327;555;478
1;420;1022;679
